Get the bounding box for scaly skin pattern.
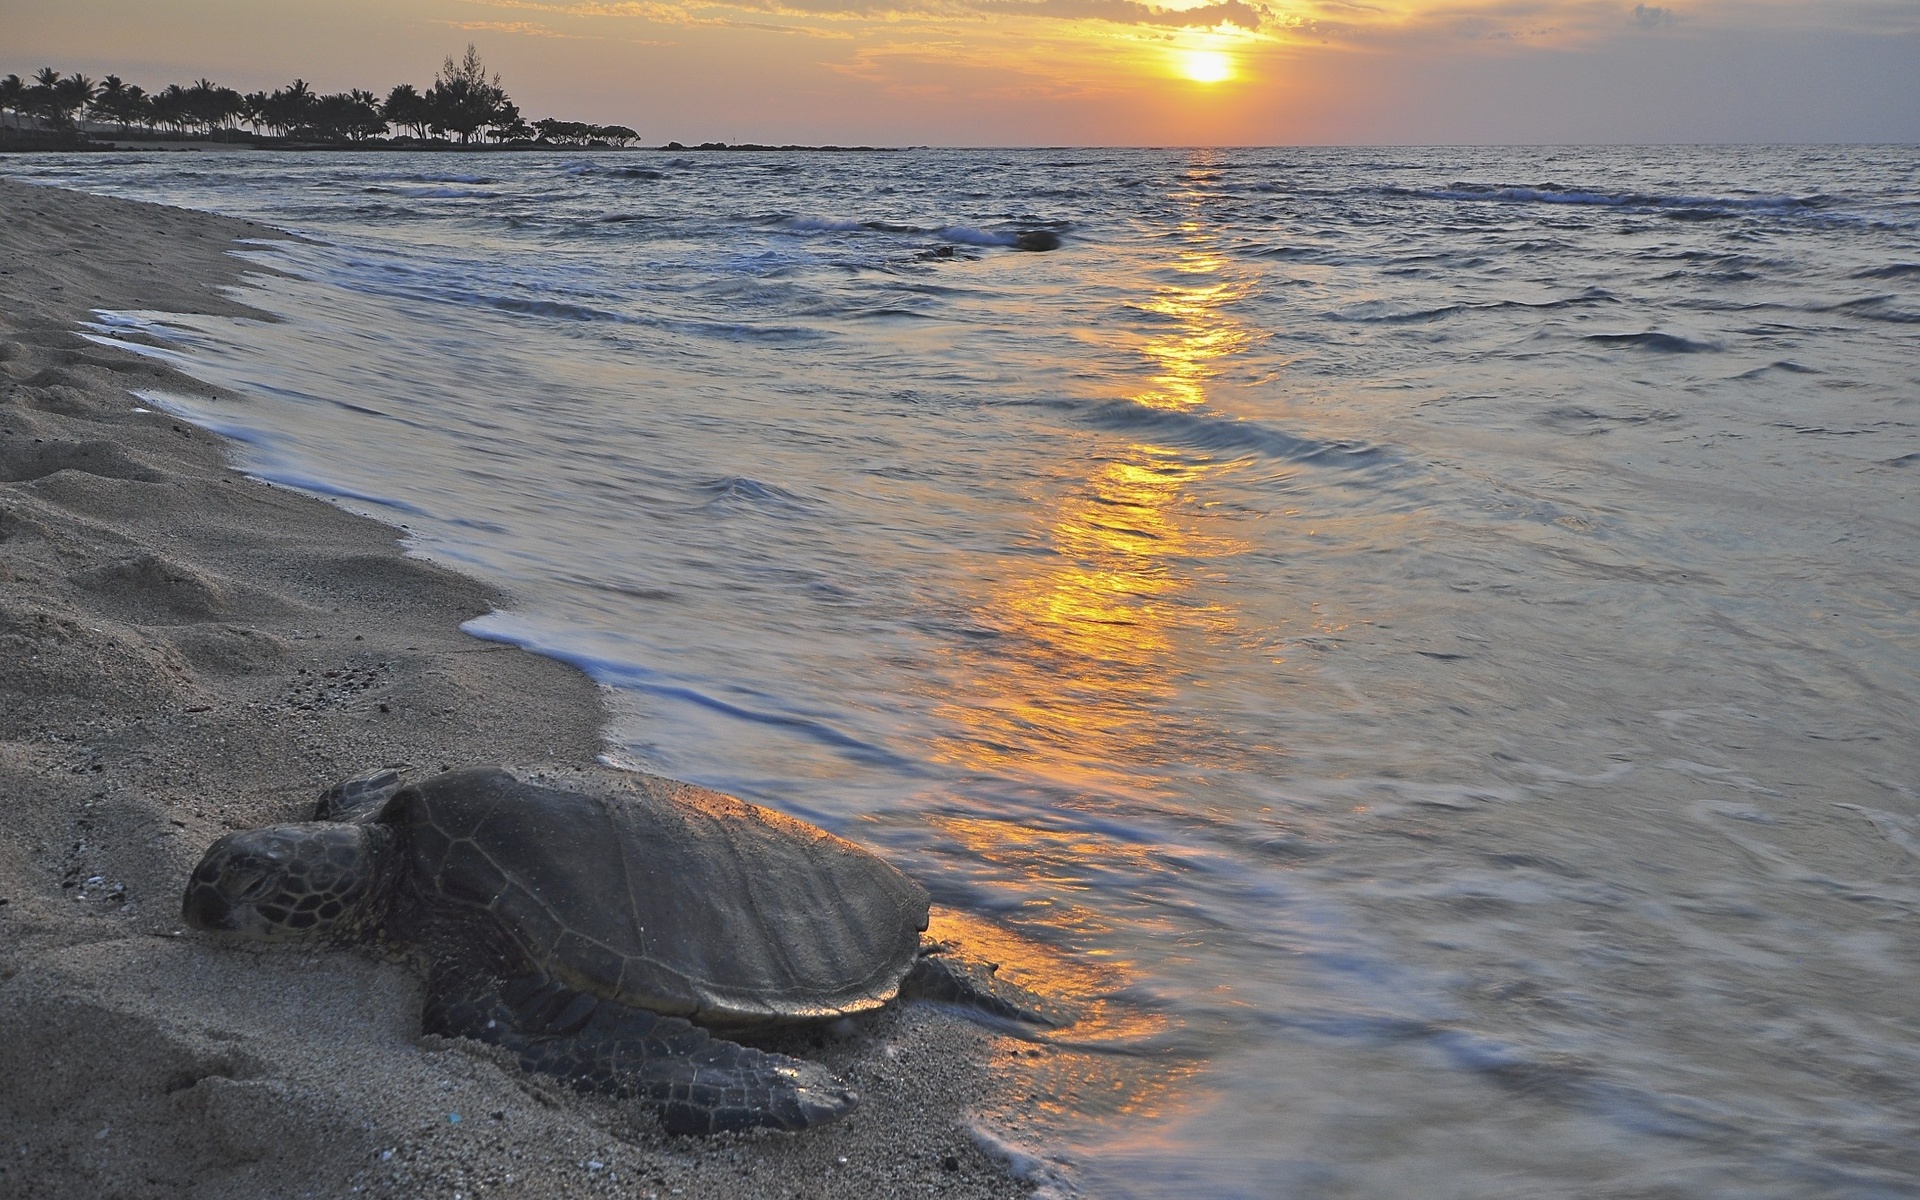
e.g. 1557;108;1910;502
421;967;858;1134
182;822;395;941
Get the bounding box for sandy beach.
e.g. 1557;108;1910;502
0;178;1032;1199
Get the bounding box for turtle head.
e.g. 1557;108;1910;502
183;822;392;942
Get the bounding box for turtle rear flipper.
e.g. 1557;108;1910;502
423;969;858;1135
901;951;1062;1028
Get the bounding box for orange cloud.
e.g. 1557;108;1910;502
440;18;591;37
477;0;1275;27
974;0;1271;30
473;0;859;33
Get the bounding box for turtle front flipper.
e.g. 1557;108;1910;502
315;768;409;823
423;968;858;1135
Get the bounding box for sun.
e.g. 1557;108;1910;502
1176;49;1234;84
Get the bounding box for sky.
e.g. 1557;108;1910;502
7;0;1917;145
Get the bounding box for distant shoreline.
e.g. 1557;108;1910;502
0;129;904;154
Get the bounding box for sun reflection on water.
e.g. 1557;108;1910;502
901;213;1265;1149
929;223;1260;791
911;223;1266;1120
926;449;1239;786
1129;245;1256;412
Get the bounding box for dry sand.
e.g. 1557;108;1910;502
0;177;1036;1199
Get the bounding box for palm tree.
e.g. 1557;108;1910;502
180;78;244;136
0;75;23;131
383;82;427;140
50;73;96;130
151;84;190;136
267;79;317;137
242;91;271;136
88;74;123;117
346;89;387;140
186;78;219;135
120;85;152;133
214;86;246;136
311;91;384;141
88;74;127;130
27;67;61;127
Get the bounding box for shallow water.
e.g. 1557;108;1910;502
12;145;1920;1196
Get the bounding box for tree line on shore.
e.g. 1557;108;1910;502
0;47;637;147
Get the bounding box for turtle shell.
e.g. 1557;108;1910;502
382;765;929;1025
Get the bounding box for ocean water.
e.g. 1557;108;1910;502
11;145;1920;1197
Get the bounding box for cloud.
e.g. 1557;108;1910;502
465;0;1920;45
973;0;1271;30
465;0;1903;53
1290;0;1673;50
825;30;1144;95
471;0;859;32
477;0;903;17
440;18;590;36
475;0;1270;28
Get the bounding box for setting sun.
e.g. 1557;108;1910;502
1177;49;1234;84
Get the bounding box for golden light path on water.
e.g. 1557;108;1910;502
913;212;1265;1123
929;221;1256;787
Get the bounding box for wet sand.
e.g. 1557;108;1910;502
0;177;1030;1199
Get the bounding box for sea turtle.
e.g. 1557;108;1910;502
182;764;1043;1134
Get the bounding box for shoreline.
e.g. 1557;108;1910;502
1;135;905;154
0;179;1029;1199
